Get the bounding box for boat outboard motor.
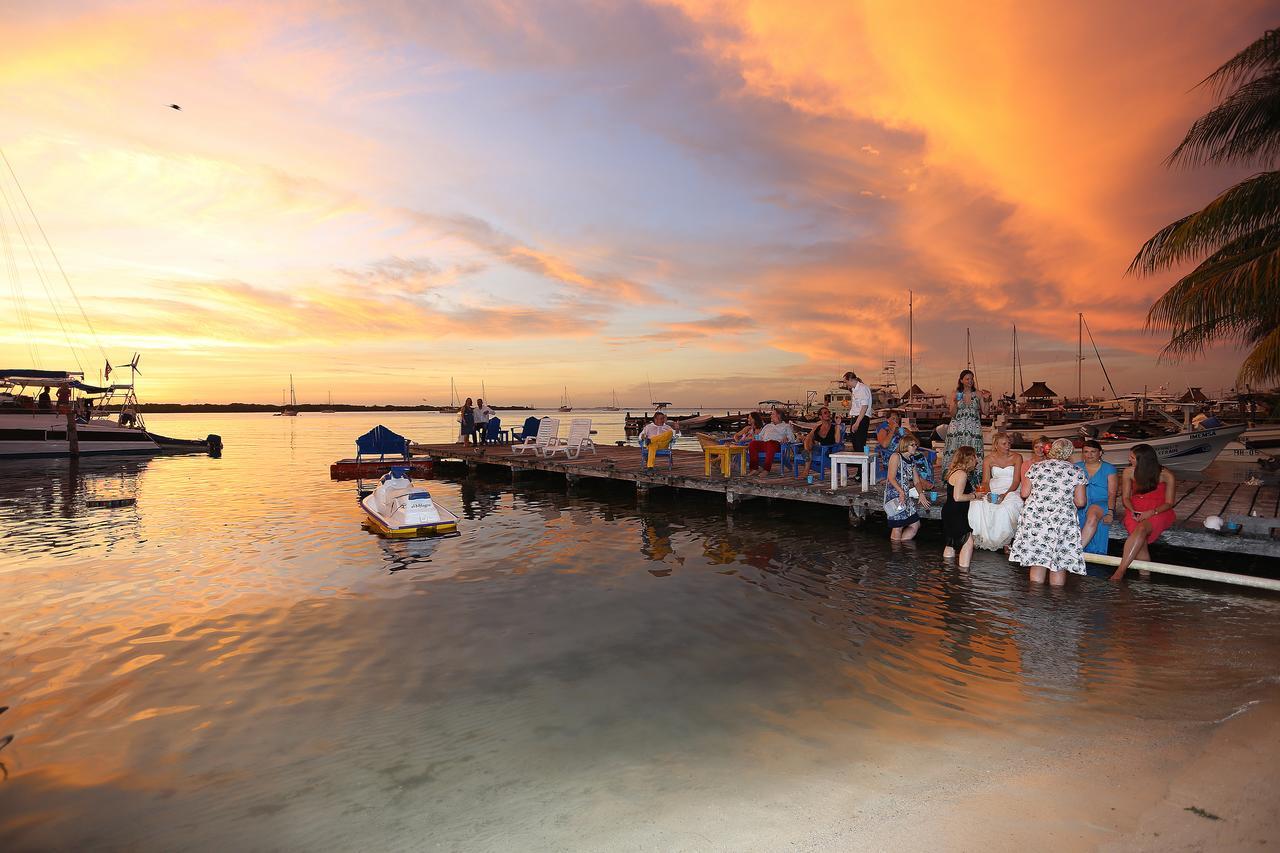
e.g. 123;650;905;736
207;434;223;456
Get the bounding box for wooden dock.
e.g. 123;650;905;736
410;442;1280;558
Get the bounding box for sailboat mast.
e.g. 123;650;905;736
908;290;913;391
1077;312;1084;403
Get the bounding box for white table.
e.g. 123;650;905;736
830;451;873;492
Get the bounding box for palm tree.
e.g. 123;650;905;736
1131;29;1280;385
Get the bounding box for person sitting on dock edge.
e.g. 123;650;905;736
1112;444;1177;582
639;412;678;470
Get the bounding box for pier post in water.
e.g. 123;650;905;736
65;409;79;457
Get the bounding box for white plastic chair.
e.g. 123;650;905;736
512;417;559;455
542;418;595;459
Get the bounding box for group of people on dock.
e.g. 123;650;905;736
701;367;1180;586
879;370;1178;585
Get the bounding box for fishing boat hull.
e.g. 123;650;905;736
1097;425;1247;471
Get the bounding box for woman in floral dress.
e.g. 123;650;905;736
943;370;987;489
1009;438;1089;586
884;432;929;542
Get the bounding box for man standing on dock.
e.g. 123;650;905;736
474;398;494;444
842;371;872;453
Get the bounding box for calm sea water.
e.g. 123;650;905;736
1;411;1278;851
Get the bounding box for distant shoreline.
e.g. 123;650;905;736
120;403;536;414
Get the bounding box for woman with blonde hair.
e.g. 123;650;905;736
968;431;1024;550
942;445;979;567
1009;438;1089;586
885;431;929;541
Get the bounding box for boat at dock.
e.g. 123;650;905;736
1;368;161;458
361;467;459;538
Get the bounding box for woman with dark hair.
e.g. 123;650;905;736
733;411;765;444
1075;439;1118;555
459;397;474;445
1112;444;1177;581
943;369;988;489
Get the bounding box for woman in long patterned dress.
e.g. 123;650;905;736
1009;438;1089;587
943;370;988;489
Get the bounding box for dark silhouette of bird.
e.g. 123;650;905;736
167;104;182;111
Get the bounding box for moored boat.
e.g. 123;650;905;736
1;369;159;457
361;467;459;537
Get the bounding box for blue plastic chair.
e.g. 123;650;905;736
485;417;508;443
640;434;675;469
512;416;541;442
794;425;845;479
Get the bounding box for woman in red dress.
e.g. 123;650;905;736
1112;443;1177;581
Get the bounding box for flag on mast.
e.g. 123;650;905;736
104;360;112;380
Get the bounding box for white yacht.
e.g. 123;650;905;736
1;369;159;457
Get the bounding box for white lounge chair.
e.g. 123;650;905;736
542;418;595;459
512;417;559;455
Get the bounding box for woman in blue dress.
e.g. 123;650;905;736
1074;439;1118;555
885;432;929;541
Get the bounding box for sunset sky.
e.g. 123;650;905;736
0;1;1273;406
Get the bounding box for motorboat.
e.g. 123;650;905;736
1094;424;1246;471
361;467;459;538
1;369;160;457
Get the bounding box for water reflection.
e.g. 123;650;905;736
1;413;1278;850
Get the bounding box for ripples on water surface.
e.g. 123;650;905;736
1;412;1278;850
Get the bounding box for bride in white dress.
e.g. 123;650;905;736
969;431;1024;550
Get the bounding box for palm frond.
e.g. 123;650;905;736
1129;171;1280;273
1199;28;1280;96
1146;225;1280;356
1237;324;1280;384
1167;70;1280;168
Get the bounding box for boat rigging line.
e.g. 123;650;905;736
0;148;111;371
1081;314;1118;400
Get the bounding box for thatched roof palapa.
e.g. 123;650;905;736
1176;387;1209;403
1021;381;1057;398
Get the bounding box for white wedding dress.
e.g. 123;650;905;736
968;464;1023;550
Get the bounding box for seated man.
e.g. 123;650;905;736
798;406;840;479
639;411;678;469
37;386;52;410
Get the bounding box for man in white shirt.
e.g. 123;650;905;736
747;408;797;475
639;411;679;469
474;398;495;444
841;370;873;453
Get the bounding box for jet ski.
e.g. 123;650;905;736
360;467;459;538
